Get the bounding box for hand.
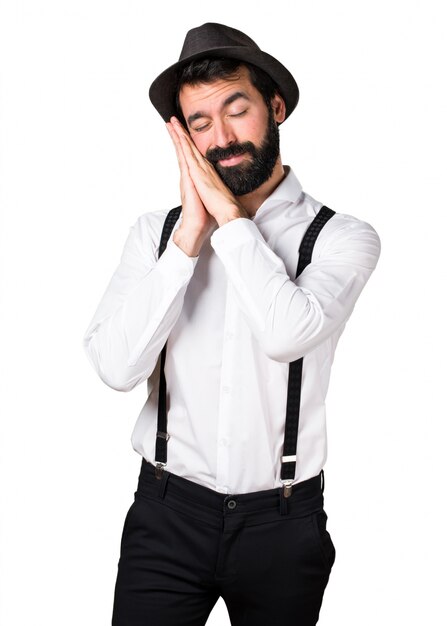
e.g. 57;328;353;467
166;119;217;239
166;116;250;226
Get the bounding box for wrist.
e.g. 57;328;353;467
216;204;250;227
173;227;202;258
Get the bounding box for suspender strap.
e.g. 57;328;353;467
280;206;335;505
154;206;182;477
296;206;336;276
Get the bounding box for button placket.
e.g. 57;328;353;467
215;280;235;492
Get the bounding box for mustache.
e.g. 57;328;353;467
206;141;256;164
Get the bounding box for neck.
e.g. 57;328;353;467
236;157;286;216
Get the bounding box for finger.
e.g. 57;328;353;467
166;121;190;176
167;120;197;173
170;117;206;167
167;122;198;201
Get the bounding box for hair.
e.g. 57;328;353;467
174;57;282;126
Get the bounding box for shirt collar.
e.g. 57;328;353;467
252;166;303;221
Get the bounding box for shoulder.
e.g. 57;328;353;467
131;207;181;241
125;207;182;260
301;192;381;268
321;210;380;244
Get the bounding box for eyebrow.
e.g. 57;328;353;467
187;91;250;126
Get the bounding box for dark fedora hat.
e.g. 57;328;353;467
149;22;299;123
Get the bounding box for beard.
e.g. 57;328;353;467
205;107;280;196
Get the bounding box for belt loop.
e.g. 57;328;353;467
320;469;325;494
279;487;289;515
158;469;170;499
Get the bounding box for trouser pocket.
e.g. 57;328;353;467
310;509;336;571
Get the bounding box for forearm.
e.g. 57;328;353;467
210;217;381;362
173;227;205;258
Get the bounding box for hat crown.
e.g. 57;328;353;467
179;22;260;61
149;22;299;123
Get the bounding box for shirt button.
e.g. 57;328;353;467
222;386;230;394
219;437;228;447
225;331;234;340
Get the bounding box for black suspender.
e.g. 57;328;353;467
154;205;336;506
154;205;182;475
280;206;335;499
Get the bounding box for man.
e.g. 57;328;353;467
83;22;380;626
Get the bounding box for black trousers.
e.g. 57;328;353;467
112;459;336;626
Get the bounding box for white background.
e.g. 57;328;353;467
1;1;446;624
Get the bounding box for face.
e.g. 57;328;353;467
178;65;286;195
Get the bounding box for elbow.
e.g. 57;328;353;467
97;369;139;392
83;338;145;392
258;306;327;363
96;356;153;392
259;334;311;363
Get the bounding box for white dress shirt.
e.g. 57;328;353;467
83;166;381;494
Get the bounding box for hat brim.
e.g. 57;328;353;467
149;46;299;124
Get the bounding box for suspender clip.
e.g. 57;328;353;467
281;480;293;498
155;432;169;479
155;462;167;479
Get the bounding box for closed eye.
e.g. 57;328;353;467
192;110;247;133
193;122;210;133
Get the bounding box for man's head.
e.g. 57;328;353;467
149;23;298;195
176;61;285;195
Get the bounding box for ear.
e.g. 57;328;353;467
271;93;286;124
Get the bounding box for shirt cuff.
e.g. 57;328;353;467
210;217;264;251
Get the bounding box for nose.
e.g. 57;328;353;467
210;118;237;150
